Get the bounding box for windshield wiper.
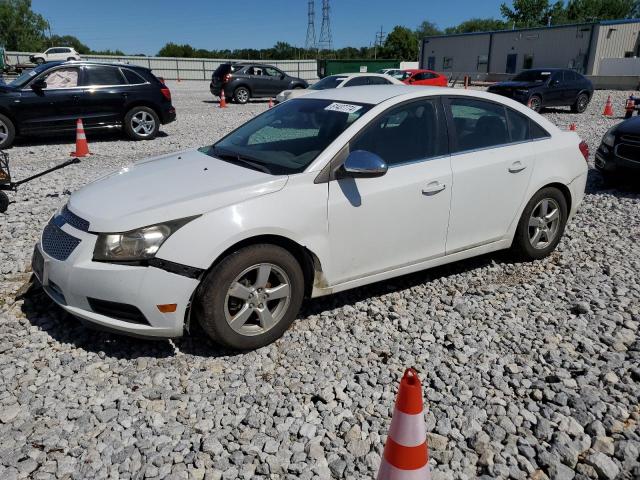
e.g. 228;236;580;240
212;147;272;174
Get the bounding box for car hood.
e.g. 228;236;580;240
491;81;543;89
69;148;288;232
615;116;640;135
277;89;311;101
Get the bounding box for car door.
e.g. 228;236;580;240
14;66;84;133
444;97;534;254
563;70;580;104
327;98;451;283
244;66;270;96
81;65;128;127
264;67;290;96
545;71;565;106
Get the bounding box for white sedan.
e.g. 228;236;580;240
33;86;588;350
276;73;403;103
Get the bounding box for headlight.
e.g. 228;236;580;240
602;128;616;147
93;217;197;262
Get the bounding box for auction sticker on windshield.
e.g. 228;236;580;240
325;103;363;114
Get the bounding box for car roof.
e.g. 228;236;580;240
299;84;541;106
45;60;150;71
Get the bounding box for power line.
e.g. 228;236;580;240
318;0;333;51
374;26;386;59
305;0;316;50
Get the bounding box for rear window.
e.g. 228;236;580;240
214;63;242;77
310;76;348;90
122;68;146;85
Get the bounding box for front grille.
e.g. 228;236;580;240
616;144;640;162
60;205;90;231
42;223;81;261
88;298;149;325
620;134;640;144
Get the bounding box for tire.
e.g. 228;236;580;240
528;95;543;113
0;113;16;149
511;187;568;261
194;244;305;350
67;57;75;61
0;192;9;214
34;58;45;65
234;86;250;104
124;106;160;140
571;93;590;113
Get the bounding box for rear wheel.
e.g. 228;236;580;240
571;93;590;113
124;107;160;140
528;95;543;113
194;244;304;350
234;86;250;104
512;187;567;260
34;57;45;65
0;113;16;149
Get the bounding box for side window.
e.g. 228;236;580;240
122;69;146;84
551;71;564;84
40;68;79;89
265;67;282;77
506;108;529;142
351;100;445;166
246;66;263;76
84;66;125;86
368;76;390;85
448;98;509;152
344;77;370;87
530;121;550;140
566;70;578;82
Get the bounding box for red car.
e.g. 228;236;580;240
401;69;448;87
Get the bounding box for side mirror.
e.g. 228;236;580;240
31;79;47;90
340;150;388;178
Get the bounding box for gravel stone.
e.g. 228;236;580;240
0;84;638;478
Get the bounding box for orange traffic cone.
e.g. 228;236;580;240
569;123;576;131
378;368;431;480
219;90;227;108
268;97;274;108
603;96;614;117
70;119;90;157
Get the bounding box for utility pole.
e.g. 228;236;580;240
305;0;316;51
318;0;333;51
374;26;386;59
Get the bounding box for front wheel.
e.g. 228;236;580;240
528;95;543;113
194;244;305;350
34;58;45;65
234;86;250;104
124;107;160;140
571;93;590;113
511;187;568;260
0;113;16;149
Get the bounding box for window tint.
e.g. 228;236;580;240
344;76;370;87
415;72;436;81
565;70;578;81
351;100;445;166
41;68;79;88
84;66;125;85
246;66;264;76
551;71;564;83
449;98;509;152
264;67;282;77
530;121;550;139
122;68;146;84
506;108;529;142
368;76;391;85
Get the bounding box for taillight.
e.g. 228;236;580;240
160;87;171;101
579;140;589;162
223;73;232;83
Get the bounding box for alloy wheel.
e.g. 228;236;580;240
131;111;156;137
0;120;7;144
236;89;249;103
224;263;291;336
528;198;561;250
577;95;589;112
529;96;542;112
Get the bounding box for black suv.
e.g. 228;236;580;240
488;69;593;113
0;61;176;149
595;116;640;180
211;62;308;104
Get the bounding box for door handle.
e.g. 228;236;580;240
71;95;80;101
509;161;527;173
422;182;446;195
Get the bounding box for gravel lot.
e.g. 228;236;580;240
0;83;639;480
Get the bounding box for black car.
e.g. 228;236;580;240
595;116;640;179
0;61;176;149
487;68;593;113
210;62;308;104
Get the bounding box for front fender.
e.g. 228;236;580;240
156;172;329;274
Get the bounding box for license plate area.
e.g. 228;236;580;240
32;246;48;286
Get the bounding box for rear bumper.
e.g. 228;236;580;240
160;106;176;125
33;221;199;338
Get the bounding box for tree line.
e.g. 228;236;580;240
1;0;639;63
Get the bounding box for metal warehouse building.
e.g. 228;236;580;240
420;19;640;76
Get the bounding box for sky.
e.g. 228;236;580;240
32;0;507;55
